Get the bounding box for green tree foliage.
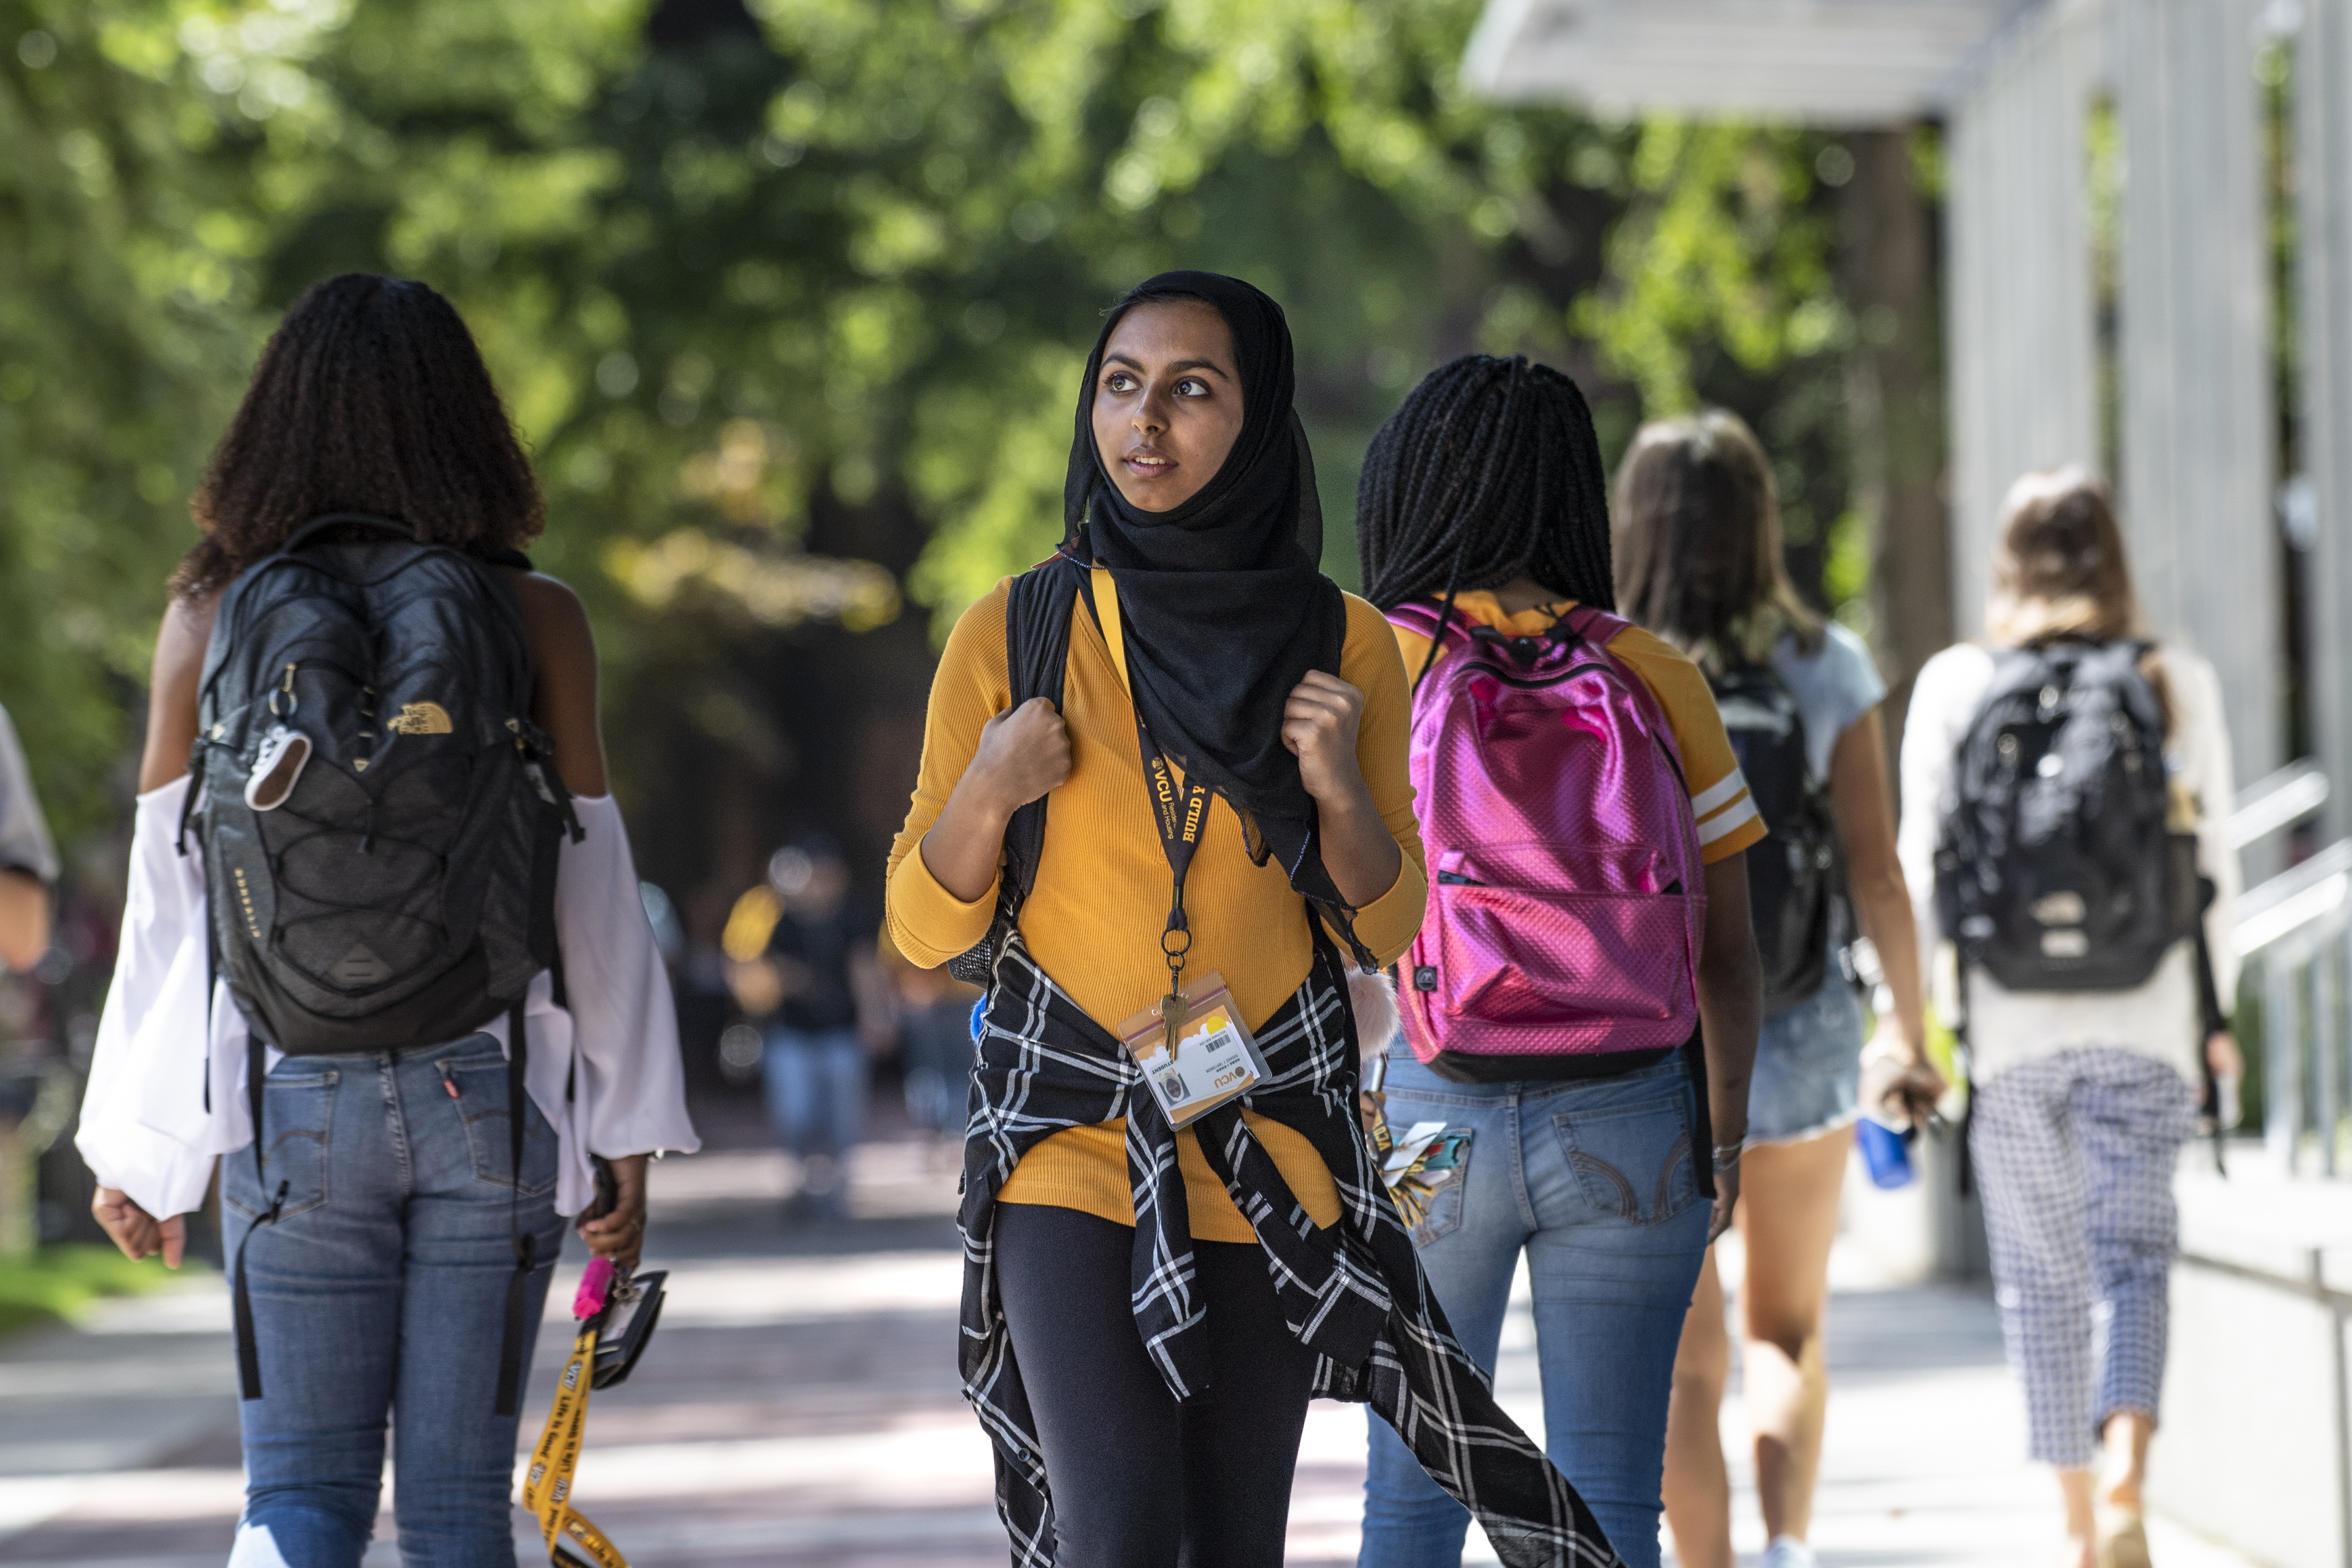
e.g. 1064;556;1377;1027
0;0;1869;888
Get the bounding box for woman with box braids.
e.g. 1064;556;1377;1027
1357;354;1615;687
1353;354;1768;1568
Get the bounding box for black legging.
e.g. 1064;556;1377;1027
994;1203;1319;1567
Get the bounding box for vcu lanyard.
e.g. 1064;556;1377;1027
1094;566;1212;1046
523;1321;629;1568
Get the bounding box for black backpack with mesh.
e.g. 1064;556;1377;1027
184;514;576;1050
1709;662;1842;1011
181;513;578;1413
1934;638;2197;992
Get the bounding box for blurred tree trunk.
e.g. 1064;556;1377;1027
1839;129;1951;792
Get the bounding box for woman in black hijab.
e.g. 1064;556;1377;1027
886;274;1618;1568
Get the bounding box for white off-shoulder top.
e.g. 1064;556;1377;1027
76;777;700;1220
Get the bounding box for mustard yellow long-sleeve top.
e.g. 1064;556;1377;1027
887;572;1428;1240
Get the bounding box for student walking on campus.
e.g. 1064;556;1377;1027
76;273;698;1568
1899;468;2239;1568
887;276;1619;1567
1616;413;1944;1568
1351;356;1765;1568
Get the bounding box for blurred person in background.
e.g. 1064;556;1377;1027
726;835;889;1221
1899;469;2238;1568
75;273;697;1568
1616;413;1942;1568
0;701;57;974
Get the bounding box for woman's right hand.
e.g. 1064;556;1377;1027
920;699;1073;904
92;1187;183;1269
966;698;1072;819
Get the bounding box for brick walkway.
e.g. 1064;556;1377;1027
0;1118;2261;1566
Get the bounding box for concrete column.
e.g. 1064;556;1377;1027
1945;1;2103;641
2303;0;2352;834
2119;0;2281;785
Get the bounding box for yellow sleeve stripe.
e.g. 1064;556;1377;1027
1696;794;1761;847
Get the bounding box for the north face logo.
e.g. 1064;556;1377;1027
388;701;453;735
331;944;393;987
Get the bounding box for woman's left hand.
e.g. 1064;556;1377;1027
576;1153;649;1270
1283;671;1370;805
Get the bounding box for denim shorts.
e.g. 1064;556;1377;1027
1747;977;1868;1145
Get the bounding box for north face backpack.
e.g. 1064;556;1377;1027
1934;638;2198;993
180;513;580;1413
1708;663;1842;1012
1388;601;1708;1085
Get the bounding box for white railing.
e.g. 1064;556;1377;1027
2230;762;2344;1175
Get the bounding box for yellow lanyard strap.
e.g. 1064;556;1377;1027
523;1322;630;1568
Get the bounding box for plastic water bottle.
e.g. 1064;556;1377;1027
1855;1114;1916;1189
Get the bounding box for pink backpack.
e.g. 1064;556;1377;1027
1389;601;1708;1080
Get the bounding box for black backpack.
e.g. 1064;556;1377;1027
180;514;580;1413
1934;638;2198;993
1710;662;1842;1012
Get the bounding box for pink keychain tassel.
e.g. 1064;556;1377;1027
573;1256;616;1321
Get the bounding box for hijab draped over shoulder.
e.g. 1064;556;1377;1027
1061;270;1359;923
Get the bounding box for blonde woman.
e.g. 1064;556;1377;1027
1898;468;2238;1568
1616;412;1941;1568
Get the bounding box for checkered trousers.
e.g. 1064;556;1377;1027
1969;1047;2199;1467
958;925;1623;1568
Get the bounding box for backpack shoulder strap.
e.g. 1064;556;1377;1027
1559;604;1632;647
996;554;1083;921
1384;598;1473;651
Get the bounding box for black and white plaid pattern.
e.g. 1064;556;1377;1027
958;925;1623;1568
1969;1047;2198;1467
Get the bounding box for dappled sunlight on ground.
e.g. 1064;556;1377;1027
0;1105;2258;1566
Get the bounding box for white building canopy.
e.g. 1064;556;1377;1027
1464;0;2037;121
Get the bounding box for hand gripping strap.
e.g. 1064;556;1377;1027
946;555;1082;983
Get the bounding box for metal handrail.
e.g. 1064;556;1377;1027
2224;768;2345;1176
2230;759;2331;851
2237;839;2352;957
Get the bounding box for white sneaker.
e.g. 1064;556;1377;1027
1762;1538;1820;1568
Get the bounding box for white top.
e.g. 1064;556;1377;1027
1896;641;2239;1088
1771;621;1888;782
76;779;700;1219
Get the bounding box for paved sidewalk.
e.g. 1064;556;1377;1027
0;1128;2262;1566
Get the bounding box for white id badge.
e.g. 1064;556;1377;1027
1116;972;1269;1131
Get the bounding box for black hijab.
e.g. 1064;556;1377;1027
1062;271;1355;915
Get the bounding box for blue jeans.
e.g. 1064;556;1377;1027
1748;978;1867;1144
1359;1050;1710;1568
762;1026;866;1162
223;1035;563;1568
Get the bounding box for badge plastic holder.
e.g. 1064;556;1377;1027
579;1155;665;1390
592;1269;666;1389
1115;970;1270;1132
